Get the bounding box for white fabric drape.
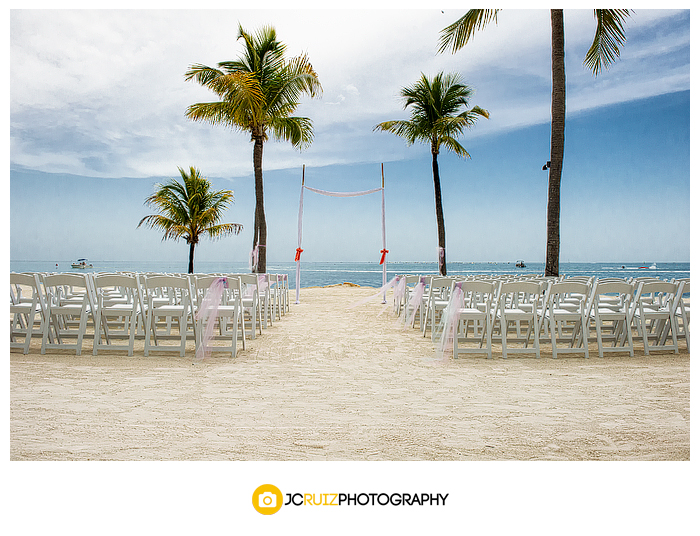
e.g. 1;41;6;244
296;177;386;303
303;186;382;197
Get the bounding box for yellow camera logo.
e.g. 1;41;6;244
252;484;283;515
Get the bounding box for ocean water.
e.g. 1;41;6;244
10;260;690;289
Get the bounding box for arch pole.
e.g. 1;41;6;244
295;165;305;304
381;163;387;304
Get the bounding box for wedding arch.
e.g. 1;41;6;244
295;164;388;303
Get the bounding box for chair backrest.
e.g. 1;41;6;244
594;280;635;298
93;273;139;306
548;281;591;311
143;274;192;307
43;273;89;297
193;275;242;306
94;273;138;291
10;272;41;302
635;280;678;310
144;274;191;290
499;280;542;309
458;280;496;309
427;277;454;300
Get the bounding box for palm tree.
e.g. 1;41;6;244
138;166;243;274
374;72;489;276
184;24;322;273
439;9;632;276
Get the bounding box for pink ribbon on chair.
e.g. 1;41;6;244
403;277;427;330
250;246;259;271
393;275;406;313
196;277;228;360
436;282;464;362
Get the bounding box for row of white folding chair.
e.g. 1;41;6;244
445;278;542;359
671;279;690;351
10;273;48;354
11;271;271;357
445;276;684;359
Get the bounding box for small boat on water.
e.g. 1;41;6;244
515;260;526;268
639;263;657;270
71;259;93;269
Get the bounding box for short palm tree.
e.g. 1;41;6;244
138;166;243;274
439;9;632;276
185;24;322;273
374;72;488;276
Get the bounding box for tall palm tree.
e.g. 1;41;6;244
138;166;242;274
184;24;322;273
439;9;632;276
374;72;489;276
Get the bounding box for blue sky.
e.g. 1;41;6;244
9;6;692;265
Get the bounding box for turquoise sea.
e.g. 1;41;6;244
9;260;690;289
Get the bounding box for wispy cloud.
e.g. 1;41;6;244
10;8;689;179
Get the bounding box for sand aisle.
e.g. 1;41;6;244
10;285;690;460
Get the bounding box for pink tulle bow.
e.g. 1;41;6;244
393;276;406;314
196;277;228;359
436;282;464;361
403;277;427;330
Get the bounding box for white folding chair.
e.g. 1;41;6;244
193;275;244;358
41;273;94;356
546;281;591;358
143;275;195;357
404;276;428;329
92;273;141;356
239;274;263;339
496;280;542;358
453;280;497;359
422;276;455;340
672;280;690;351
588;281;635;358
395;275;419;321
10;273;47;354
632;280;680;355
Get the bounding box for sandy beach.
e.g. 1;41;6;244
10;284;690;461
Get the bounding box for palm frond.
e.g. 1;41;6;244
184;64;225;85
584;9;633;76
439;136;471;158
438;9;500;54
269;116;315;149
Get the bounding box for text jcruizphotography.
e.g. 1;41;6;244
285;492;449;507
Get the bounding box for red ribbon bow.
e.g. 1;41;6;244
295;248;304;262
380;249;389;265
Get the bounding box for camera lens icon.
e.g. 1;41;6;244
253;485;283;515
259;492;276;508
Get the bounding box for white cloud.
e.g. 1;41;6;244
10;8;690;179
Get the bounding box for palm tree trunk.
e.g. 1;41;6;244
188;242;196;274
252;132;267;274
546;9;565;277
432;151;447;276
